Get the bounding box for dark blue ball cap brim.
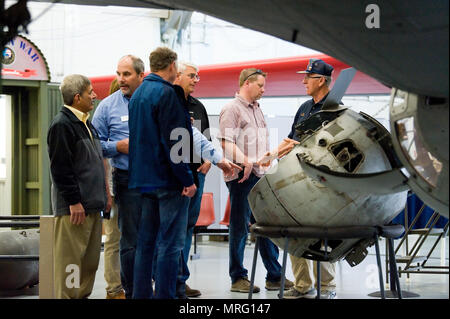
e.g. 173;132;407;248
296;59;333;76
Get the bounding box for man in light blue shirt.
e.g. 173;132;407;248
93;91;131;170
92;55;145;299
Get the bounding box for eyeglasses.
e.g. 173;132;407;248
243;69;264;82
304;74;323;80
186;73;200;81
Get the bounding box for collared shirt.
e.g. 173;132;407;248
218;93;269;181
91;90;130;171
64;104;92;140
287;93;329;139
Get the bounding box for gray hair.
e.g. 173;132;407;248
60;74;91;106
324;75;332;86
120;55;145;74
177;61;198;73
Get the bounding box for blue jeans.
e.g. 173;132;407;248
132;188;190;299
178;172;206;291
113;169;143;299
226;172;282;283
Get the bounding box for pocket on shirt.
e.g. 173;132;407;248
240;117;249;129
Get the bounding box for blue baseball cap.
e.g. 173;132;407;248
297;59;333;76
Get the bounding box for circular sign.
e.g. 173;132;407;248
2;47;15;65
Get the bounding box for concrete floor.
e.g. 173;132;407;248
1;235;448;300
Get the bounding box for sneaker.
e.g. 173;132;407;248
106;290;126;299
282;288;317;299
185;284;201;298
265;278;294;291
320;290;337;299
230;277;260;293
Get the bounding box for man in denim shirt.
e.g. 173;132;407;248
91;54;145;299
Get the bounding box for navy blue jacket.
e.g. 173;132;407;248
128;73;194;191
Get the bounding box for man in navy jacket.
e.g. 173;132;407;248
129;47;196;299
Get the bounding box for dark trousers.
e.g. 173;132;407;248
132;189;190;299
226;172;282;283
176;172;206;296
113;169;143;299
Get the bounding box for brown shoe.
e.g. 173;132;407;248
265;278;294;291
231;277;260;293
106;290;126;299
185;284;201;297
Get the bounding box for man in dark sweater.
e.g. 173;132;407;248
173;61;210;298
47;74;108;298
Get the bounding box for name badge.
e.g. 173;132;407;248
121;115;129;122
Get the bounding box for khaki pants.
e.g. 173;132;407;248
54;213;102;299
103;200;122;295
290;254;336;293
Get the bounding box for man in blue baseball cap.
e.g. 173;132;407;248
297;58;334;76
288;59;334;138
285;58;337;299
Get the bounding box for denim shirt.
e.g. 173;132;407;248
92;90;130;170
192;126;222;165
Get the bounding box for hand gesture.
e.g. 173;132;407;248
238;162;253;183
256;151;276;167
197;161;212;175
217;158;242;178
277;138;299;159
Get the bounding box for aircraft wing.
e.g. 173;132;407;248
16;0;450;216
30;0;449;98
31;0;172;9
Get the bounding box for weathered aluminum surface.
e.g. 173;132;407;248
389;89;449;218
0;229;39;290
249;109;408;263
